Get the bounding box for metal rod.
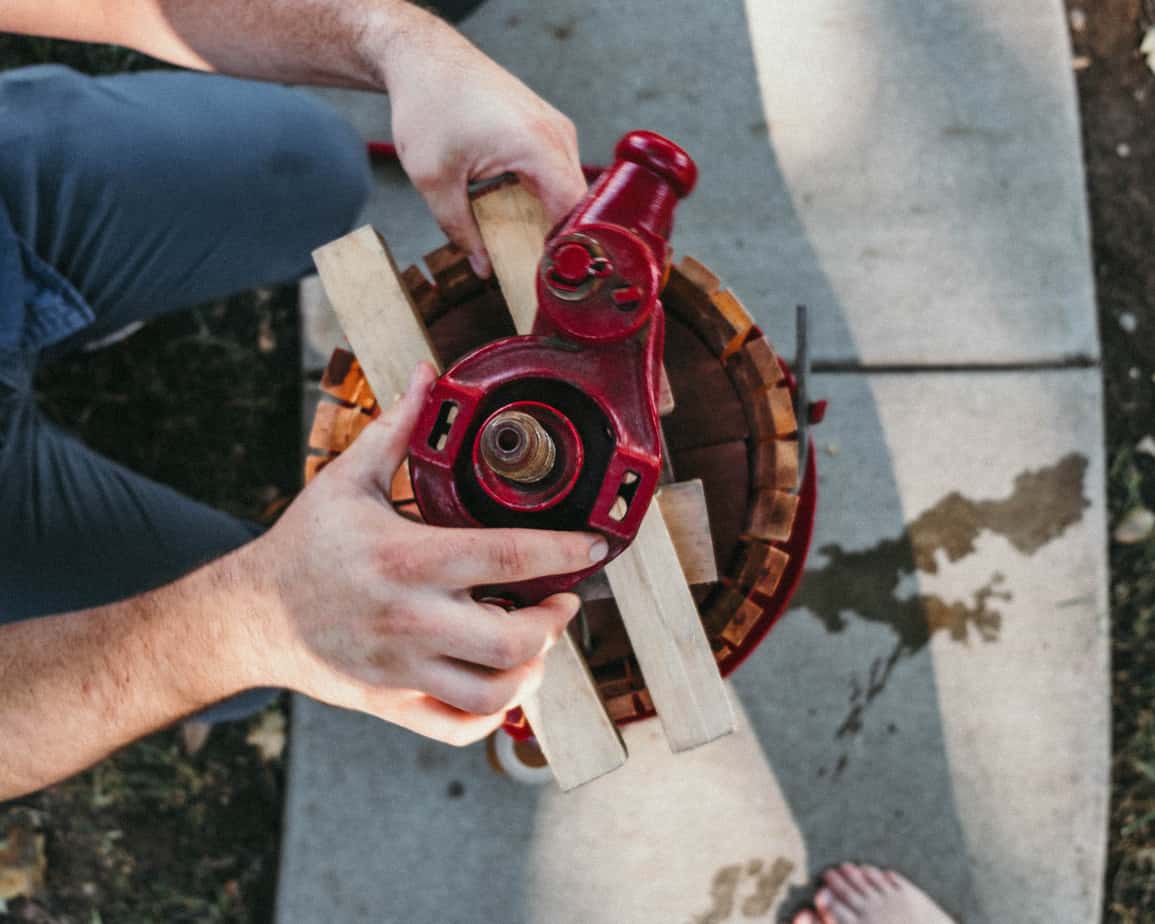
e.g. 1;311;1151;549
794;304;810;492
479;409;557;484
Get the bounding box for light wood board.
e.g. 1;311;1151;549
312;226;443;399
472;183;627;788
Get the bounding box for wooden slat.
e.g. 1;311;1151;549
390;459;414;504
426;290;517;367
605;503;735;752
766;387;798;437
398;265;441;325
472;182;627;788
307;399;342;451
746;489;800;543
605;694;642;722
655;480;719;586
677;255;722;294
662;320;749;451
710;289;755;361
752;437;800;492
471;181;550;334
304;453;334;482
347;372;379;415
671;440;749;570
424;243;486;304
520;631;626;792
578;479;718;601
740;335;786;386
731;539;790;599
658;364;676;417
703;584;746;635
312;226;443;402
319;349;360;404
721;595;767;648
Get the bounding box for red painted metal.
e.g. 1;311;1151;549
408;131;696;606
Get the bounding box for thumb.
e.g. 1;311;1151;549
343;362;438;495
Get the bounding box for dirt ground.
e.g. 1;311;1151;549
1073;2;1155;921
1;4;1153;922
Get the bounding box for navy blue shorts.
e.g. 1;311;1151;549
0;66;370;721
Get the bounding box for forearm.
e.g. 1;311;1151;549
0;545;268;799
0;0;452;92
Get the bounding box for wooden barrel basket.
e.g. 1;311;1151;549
305;243;818;735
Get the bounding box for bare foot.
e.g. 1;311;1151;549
792;863;955;924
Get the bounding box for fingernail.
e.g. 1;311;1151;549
588;538;608;563
468;253;491;278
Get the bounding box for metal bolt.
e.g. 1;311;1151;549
479;410;557;484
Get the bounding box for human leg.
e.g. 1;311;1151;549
0;388;275;720
0;66;369;719
0;64;369;352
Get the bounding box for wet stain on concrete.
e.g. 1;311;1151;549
741;857;794;917
796;453;1087;649
692;863;742;924
689;857;794;923
794;453;1089;741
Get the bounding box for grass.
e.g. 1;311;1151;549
1068;2;1155;918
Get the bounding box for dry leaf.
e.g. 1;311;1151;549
246;709;286;763
1114;506;1155;544
181;720;213;756
257;315;276;354
0;809;46;901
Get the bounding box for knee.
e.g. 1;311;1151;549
99;73;372;246
279;92;372;239
0;64;88;109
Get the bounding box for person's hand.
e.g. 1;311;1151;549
379;9;586;277
245;363;605;745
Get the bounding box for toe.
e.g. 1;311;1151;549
822;868;867;910
882;868;905;889
859;865;894;893
815;886;860;924
838;863;877;898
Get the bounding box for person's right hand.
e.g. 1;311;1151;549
243;363;605;745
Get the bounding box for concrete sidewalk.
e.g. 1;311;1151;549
280;1;1107;921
